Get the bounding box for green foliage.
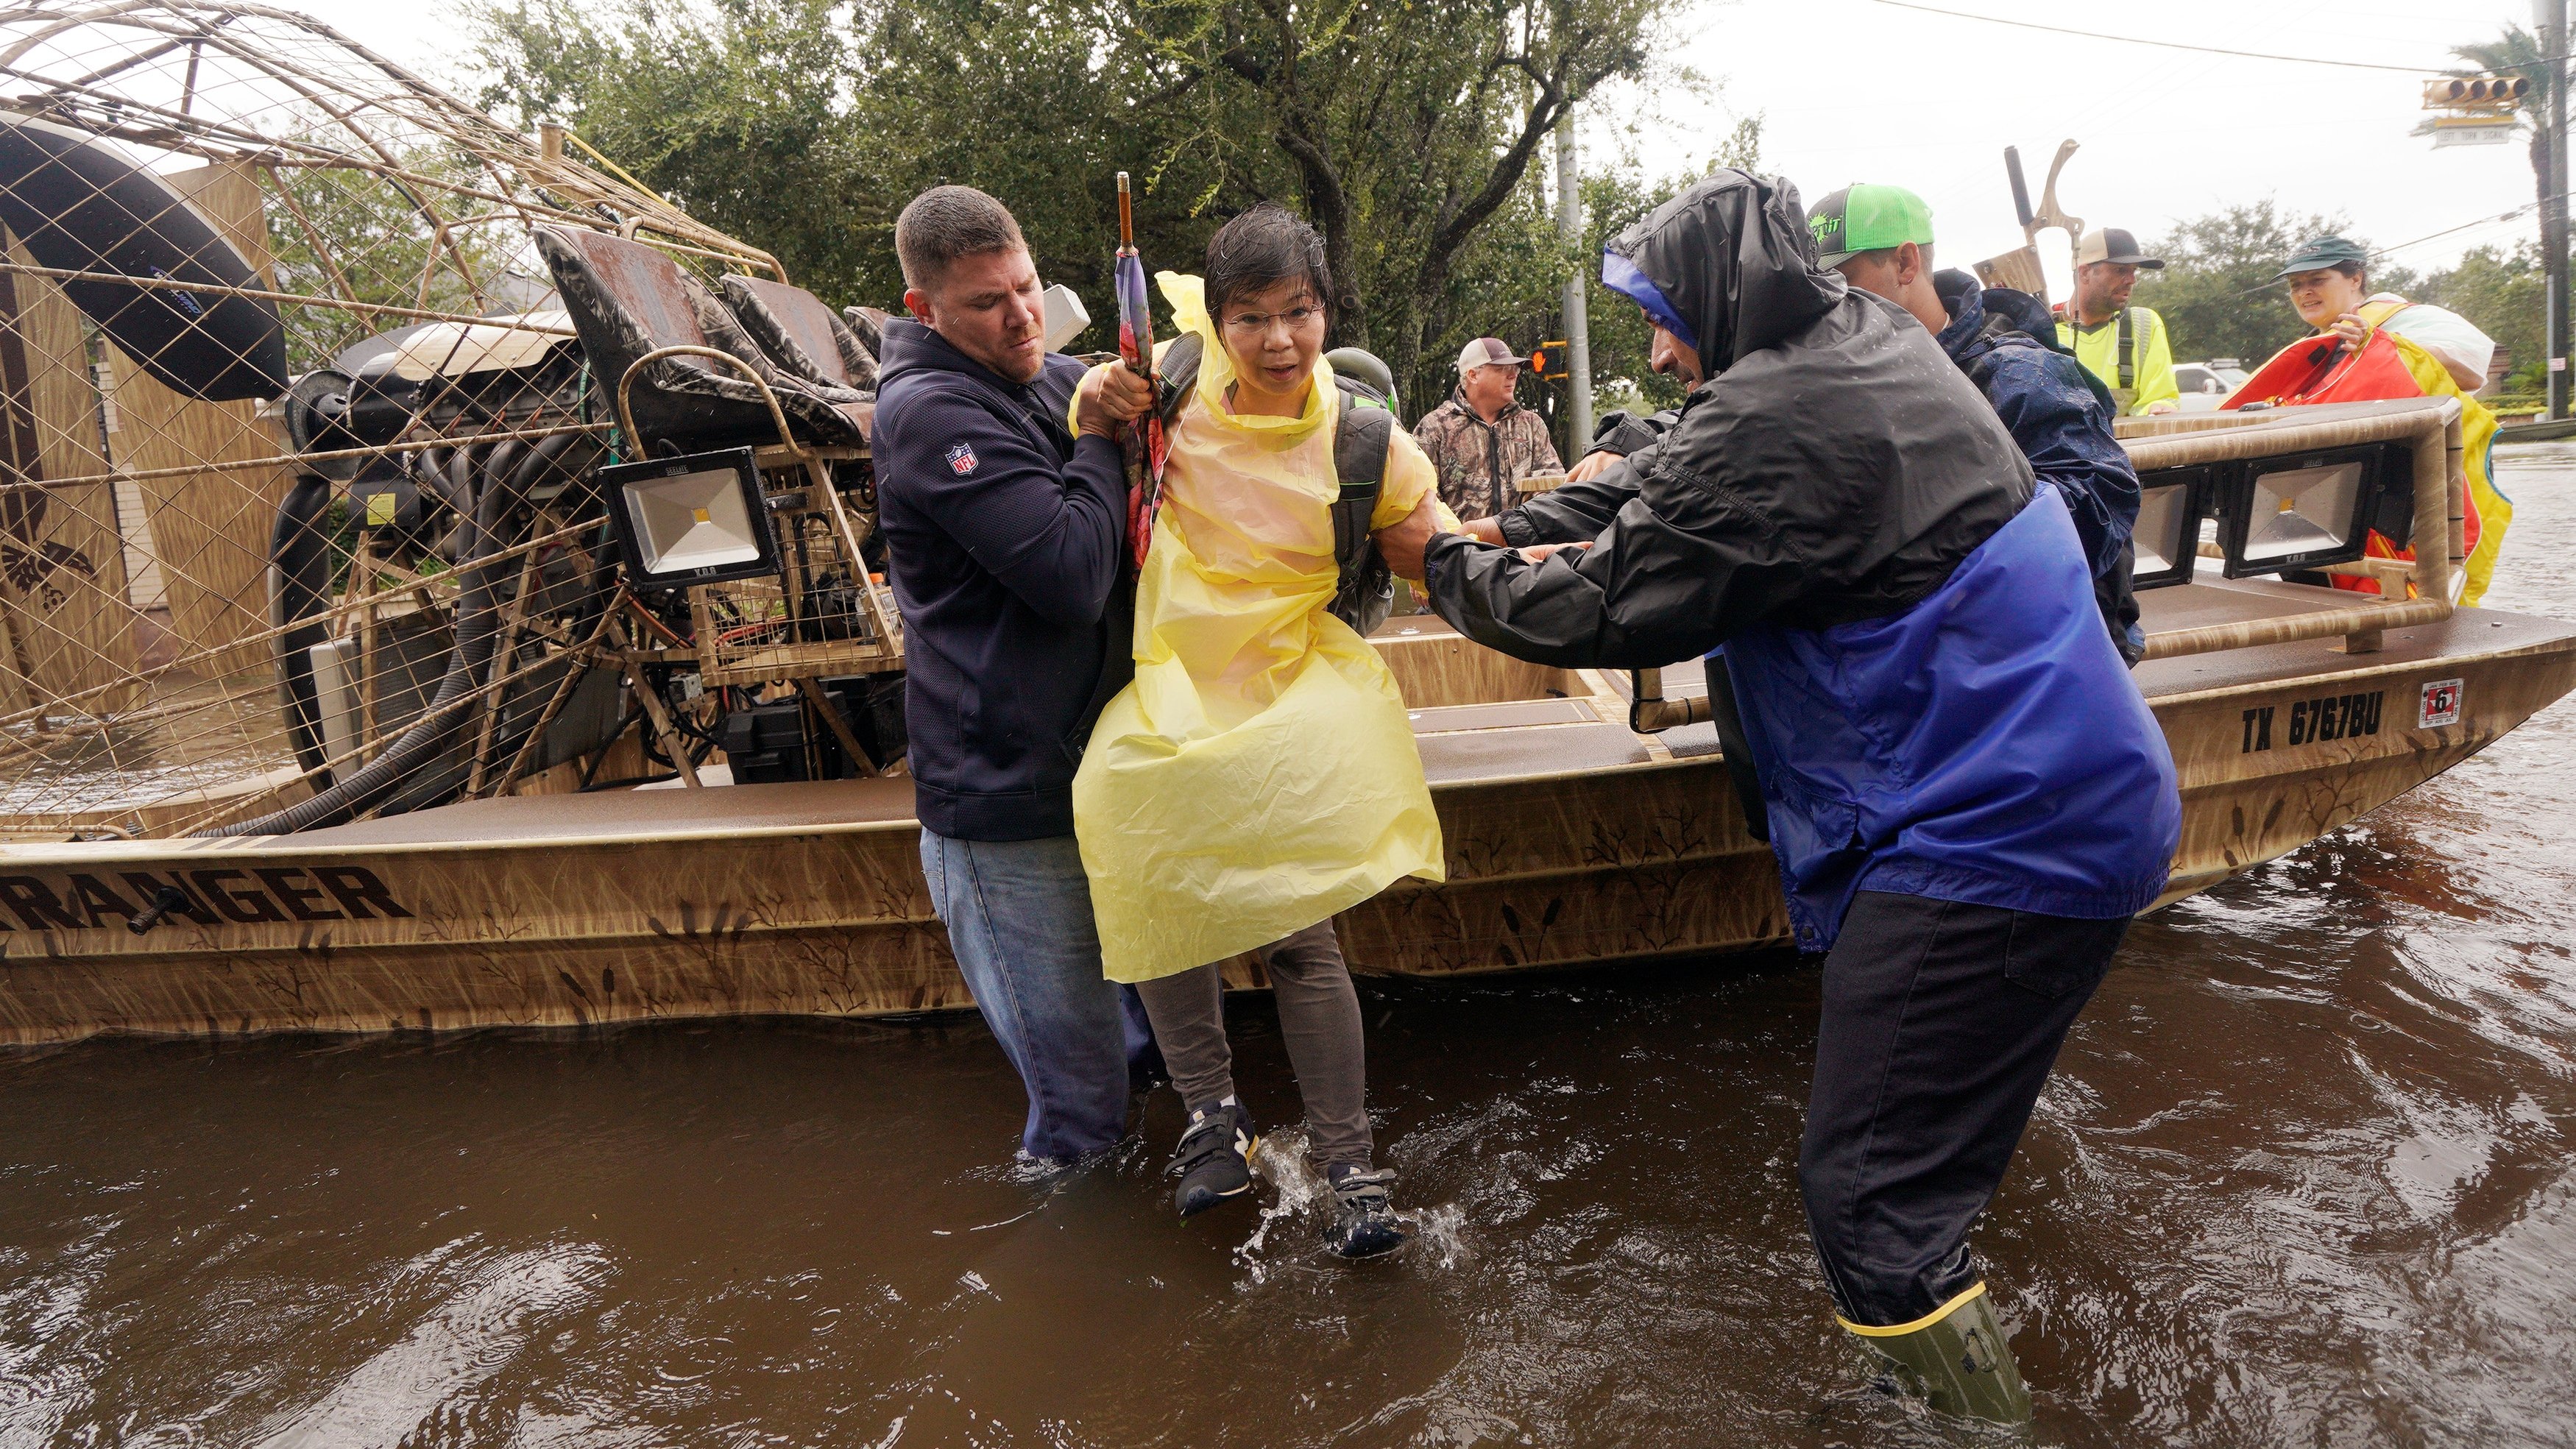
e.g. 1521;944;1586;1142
2443;24;2557;392
1580;118;1764;414
263;148;526;370
1126;0;1666;394
464;0;1678;408
471;0;897;301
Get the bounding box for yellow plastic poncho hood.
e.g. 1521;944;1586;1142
1072;273;1449;982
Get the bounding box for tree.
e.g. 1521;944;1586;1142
2134;200;2415;366
465;0;1678;406
2446;24;2558;393
1116;0;1664;395
471;0;913;302
263;147;524;370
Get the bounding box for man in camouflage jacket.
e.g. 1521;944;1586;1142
1412;337;1565;522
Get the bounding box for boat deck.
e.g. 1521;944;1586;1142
5;574;2574;1043
1630;584;2576;757
280;693;1658;850
257;584;2576;854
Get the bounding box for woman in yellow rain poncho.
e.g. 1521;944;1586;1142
1071;205;1456;1258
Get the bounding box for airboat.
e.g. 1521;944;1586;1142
0;3;2563;1044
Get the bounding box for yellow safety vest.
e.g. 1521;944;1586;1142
2056;307;2175;415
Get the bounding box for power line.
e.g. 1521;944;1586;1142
2374;199;2553;259
1863;0;2559;75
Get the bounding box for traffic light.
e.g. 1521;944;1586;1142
2423;76;2530;110
1528;340;1571;380
2421;74;2528;149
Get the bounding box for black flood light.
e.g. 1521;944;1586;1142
599;447;779;586
2215;443;2410;581
2129;466;2209;591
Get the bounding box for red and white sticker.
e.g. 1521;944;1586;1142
2418;678;2463;729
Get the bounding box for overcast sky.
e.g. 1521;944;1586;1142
1635;0;2541;286
296;0;2538;286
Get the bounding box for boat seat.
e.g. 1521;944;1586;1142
843;305;891;357
1415;721;1648;784
532;227;871;453
1407;698;1596;732
721;274;877;392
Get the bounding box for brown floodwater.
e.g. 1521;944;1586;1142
7;448;2576;1448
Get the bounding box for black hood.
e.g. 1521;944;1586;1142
1429;178;2037;666
1602;170;1846;373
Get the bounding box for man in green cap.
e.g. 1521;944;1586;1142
2277;233;2494;392
1805;183;2142;661
2054;227;2179;416
1808;182;1939;306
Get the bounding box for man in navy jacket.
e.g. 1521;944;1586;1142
1802;183;2143;663
874;185;1153;1163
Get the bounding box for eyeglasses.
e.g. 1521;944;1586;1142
1223;305;1326;337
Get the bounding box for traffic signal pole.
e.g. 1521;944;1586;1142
1556;109;1593;450
2546;0;2569;419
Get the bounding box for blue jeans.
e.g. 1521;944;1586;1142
918;827;1141;1161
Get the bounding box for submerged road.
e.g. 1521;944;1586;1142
4;447;2575;1446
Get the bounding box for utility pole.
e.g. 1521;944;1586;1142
2546;0;2569;418
1556;108;1593;452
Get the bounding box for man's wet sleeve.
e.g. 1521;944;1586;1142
1424;491;1800;670
1496;445;1654;548
1988;352;2137;578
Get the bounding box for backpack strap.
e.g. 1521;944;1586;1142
1153;332;1203;428
1327;378;1396;635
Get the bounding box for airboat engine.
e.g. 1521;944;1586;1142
0;8;896;840
265;308;626;819
260;241;905;826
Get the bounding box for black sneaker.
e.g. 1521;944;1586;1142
1170;1102;1258;1217
1323;1166;1409;1258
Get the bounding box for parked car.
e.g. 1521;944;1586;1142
2173;359;2250;413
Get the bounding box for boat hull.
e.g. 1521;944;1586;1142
0;606;2569;1044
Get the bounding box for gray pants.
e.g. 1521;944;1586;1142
1131;920;1374;1170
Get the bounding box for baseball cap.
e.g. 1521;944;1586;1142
1807;183;1936;269
2076;227;2164;269
1455;337;1528;373
2274;234;2370;279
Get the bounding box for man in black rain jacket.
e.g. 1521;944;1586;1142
1386;171;2179;1423
1507;258;2143;664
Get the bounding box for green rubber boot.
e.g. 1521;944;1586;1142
1842;1283;2032;1425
